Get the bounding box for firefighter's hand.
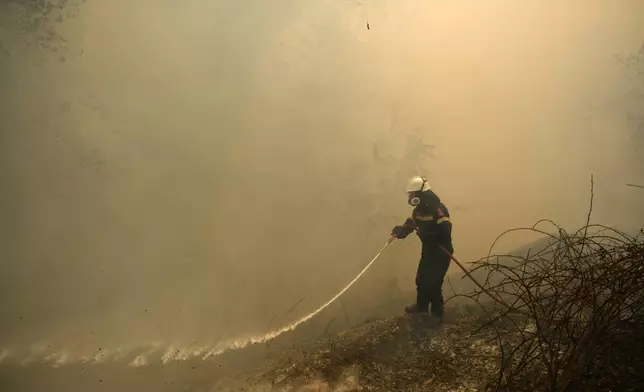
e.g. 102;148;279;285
391;225;407;239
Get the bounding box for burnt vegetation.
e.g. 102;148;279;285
450;182;644;391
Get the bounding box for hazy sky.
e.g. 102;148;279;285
1;0;643;349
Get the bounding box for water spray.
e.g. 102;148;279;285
197;235;397;358
2;237;397;367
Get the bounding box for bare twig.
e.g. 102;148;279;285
323;318;336;335
339;299;352;328
283;296;307;321
267;296;307;348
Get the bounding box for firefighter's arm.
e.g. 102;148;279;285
392;217;416;239
435;209;452;241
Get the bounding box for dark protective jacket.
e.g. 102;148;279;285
397;195;454;255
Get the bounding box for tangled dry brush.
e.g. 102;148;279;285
454;183;644;391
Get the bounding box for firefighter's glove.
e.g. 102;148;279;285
391;225;408;239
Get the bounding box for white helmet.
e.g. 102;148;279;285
406;176;431;193
406;176;431;206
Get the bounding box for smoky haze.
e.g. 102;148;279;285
1;0;643;352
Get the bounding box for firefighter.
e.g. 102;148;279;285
391;176;454;324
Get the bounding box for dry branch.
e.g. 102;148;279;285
447;182;644;391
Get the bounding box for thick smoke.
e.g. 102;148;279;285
1;0;642;352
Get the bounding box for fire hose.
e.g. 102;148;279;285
261;235;509;342
206;235;512;355
437;243;512;310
